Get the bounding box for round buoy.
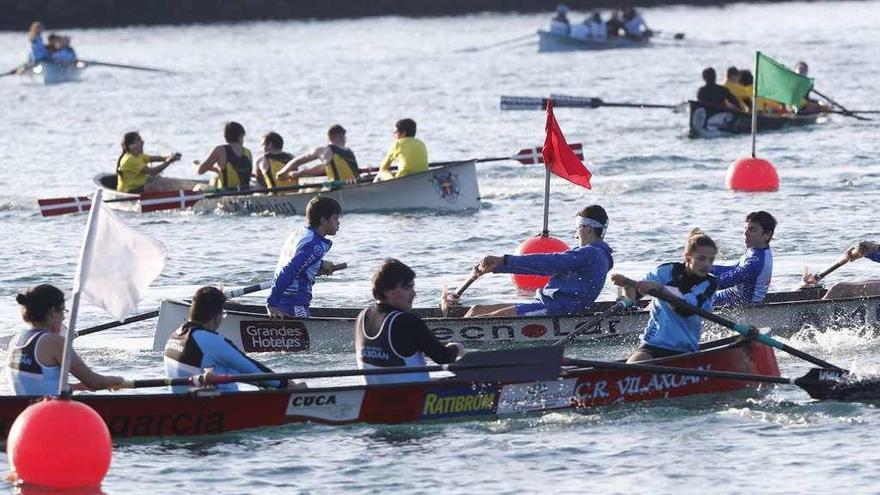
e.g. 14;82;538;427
7;398;111;489
726;157;779;192
512;235;569;290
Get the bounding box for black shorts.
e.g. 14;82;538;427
637;343;686;360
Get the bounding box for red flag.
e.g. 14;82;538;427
542;100;592;189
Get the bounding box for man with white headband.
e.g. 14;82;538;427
457;205;613;317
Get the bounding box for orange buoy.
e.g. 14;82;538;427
7;398;112;489
726;157;779;192
512;235;569;290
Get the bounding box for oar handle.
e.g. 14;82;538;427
553;298;633;346
455;273;480;297
616;278;843;370
799;256;849;290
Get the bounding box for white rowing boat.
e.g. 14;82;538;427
94;160;481;215
537;30;650;52
152;288;878;353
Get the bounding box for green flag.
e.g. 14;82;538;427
755;52;814;107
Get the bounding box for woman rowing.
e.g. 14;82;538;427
6;284;123;395
195;121;253;190
613;229;719;363
452;205;612;318
804;240;880;299
116;131;181;193
356;259;464;384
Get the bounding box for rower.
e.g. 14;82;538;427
278;124;359;183
606;9;624;38
806;241;880;299
6;284;123;395
116;131;181;194
550;4;571;35
613;229;719;363
196;121;253;190
697;67;742;111
586;12;607;40
27;22;50;64
793;61;830;114
722;66;751;112
164;286;288;393
711;211;776;306
622;7;651;40
254;131;295;189
266;196;343;318
356;259;464;384
455;205;613;318
48;34;76;65
374;119;428;182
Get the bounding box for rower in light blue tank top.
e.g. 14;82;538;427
6;329;61;396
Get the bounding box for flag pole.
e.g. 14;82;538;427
541;167;551;236
58;188;103;395
751;51;759;158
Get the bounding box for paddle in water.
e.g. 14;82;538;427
78;59;173;74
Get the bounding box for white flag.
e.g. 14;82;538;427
76;190;166;320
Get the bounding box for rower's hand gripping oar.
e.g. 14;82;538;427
553;298;634;346
800;255;850;290
613;275;844;370
440;272;481;317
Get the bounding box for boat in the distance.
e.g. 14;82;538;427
21;61;85;84
538;30;651;52
688;100;820;138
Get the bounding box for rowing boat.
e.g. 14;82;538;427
0;335;778;439
23;61;85;84
688;100;820;138
93;160;481;214
151;287;878;353
538;30;650;52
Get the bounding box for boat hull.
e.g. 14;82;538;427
0;337;778;439
538;30;650;52
94;160;481;214
27;61;84;84
150;287;879;353
688;100;819;138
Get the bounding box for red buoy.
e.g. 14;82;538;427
726;157;779;192
7;398;112;488
512;235;569;290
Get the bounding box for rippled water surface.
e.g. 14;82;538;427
1;1;880;493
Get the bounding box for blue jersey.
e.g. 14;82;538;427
164;322;281;393
29;37;49;63
267;226;331;313
711;247;772;306
869;250;880;263
494;241;613;315
51;47;77;64
640;262;718;353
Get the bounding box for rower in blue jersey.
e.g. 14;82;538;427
613;229;719;362
6;284;123;396
267;196;343;318
356;259;464;384
165;286;291;393
456;205;613;317
27;22;50;63
711;211;776;306
805;240;880;299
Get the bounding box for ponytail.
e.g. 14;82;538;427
17;284;64;323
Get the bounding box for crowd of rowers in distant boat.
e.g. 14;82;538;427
697;62;828;116
8;197;880;396
548;4;652;41
114;119;429;195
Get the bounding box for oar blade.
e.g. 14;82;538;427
500;96;548;110
452;346;563;382
512;143;583;164
38;196;92;217
796;368;880;401
139;190;204;212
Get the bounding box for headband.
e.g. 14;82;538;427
577;216;608;239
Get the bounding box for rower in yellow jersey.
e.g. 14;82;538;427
195;122;254;190
254;132;296;189
374;118;428;182
116;132;181;193
278;124;359;183
722;66;751;112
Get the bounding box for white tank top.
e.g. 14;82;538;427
6;329;61;396
355;308;428;385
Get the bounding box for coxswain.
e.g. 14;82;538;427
613;229;718;362
711;211;776;306
266;196;343;318
356;259;464;384
278;124;359;184
722;66;751;112
6;284;124;395
550;4;571;35
697;67;742;110
374;118;428;182
49;34;76;64
116;131;181;193
196;121;253;190
26;22;49;64
454;205;613;318
254;131;295;189
793;61;829;114
164;286;290;393
805;241;880;299
622;7;651;39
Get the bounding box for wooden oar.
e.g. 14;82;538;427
78;59;173;74
614;276;843;370
501;95;681;111
561;357;858;401
455;33;536;53
799;255;850;290
553;298;634;346
120;346;564;389
440;272;481;317
1;63;31;77
811;88;872;121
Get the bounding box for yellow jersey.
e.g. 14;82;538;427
724;82;752;111
324;145;359;181
217;146;253;190
116;152;150;193
378;137;428;178
261;152;296;189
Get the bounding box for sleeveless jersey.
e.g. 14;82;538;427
325;145;359;181
218;145;253;190
261;151;296;188
6;329;61;396
355;308;428;385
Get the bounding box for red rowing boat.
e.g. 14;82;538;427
0;336;778;440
